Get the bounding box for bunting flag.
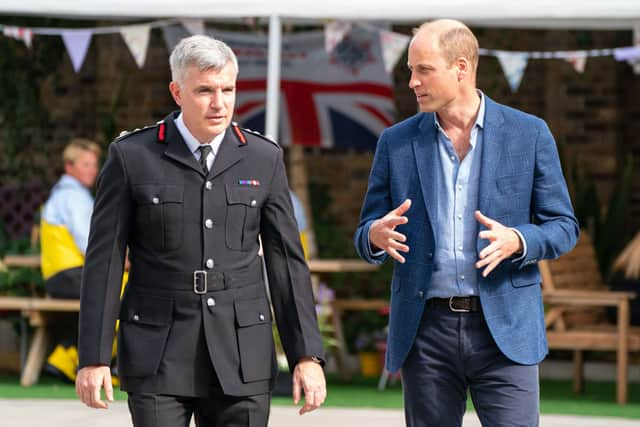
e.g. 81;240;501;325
162;24;190;53
324;20;351;53
61;30;92;73
120;24;151;69
3;26;33;48
379;30;410;73
496;52;528;92
181;19;205;36
565;51;587;74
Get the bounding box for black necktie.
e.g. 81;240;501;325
198;145;212;174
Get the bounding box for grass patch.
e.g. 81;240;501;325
0;374;639;419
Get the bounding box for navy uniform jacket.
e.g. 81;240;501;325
78;111;323;397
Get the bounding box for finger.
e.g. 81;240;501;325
482;256;503;277
387;248;406;264
292;375;302;405
387;239;409;253
474;210;495;228
92;382;108;409
476;249;502;269
388;230;407;243
478;240;501;259
385;215;409;228
478;229;497;241
103;373;114;403
392;199;412;216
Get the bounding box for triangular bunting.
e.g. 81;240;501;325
565;52;587;74
181;19;205;36
496;52;528;92
120;24;151;69
324;20;351;53
62;30;93;73
379;30;410;73
161;24;190;54
3;26;33;48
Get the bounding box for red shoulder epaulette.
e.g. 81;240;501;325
232;122;247;145
157;121;166;143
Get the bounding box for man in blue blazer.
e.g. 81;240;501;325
354;20;578;426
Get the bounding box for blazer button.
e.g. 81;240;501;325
206;259;214;269
132;314;140;321
204;219;213;229
259;313;265;321
251;200;257;207
207;297;216;307
205;181;213;190
152;197;159;205
417;291;424;299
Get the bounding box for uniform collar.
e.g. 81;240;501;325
174;112;226;156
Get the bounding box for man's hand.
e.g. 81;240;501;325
368;199;411;263
292;359;326;415
475;210;523;277
76;365;113;409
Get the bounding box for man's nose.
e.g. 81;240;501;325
408;73;420;89
210;90;224;109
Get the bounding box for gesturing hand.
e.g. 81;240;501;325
76;365;113;409
474;210;523;277
292;359;327;415
369;199;411;263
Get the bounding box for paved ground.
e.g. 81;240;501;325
0;400;638;427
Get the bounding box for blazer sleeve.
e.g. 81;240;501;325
78;142;132;368
354;130;392;265
512;120;579;268
259;149;324;371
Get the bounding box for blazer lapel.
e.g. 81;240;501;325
208;129;247;180
477;97;505;216
162;113;205;175
413;113;438;229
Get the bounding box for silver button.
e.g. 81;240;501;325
205;181;213;190
205;219;213;229
152;197;159;204
132;314;139;321
458;245;463;251
207;298;215;307
259;313;265;321
250;200;257;207
205;259;214;269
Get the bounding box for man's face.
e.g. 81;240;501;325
407;34;459;113
65;150;98;188
169;63;237;143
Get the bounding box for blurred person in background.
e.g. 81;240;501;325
607;231;640;325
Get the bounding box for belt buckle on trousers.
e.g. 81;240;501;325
193;270;207;294
448;296;472;313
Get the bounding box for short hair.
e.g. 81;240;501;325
414;20;479;71
63;138;100;165
169;35;238;84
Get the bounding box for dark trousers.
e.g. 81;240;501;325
128;389;270;427
402;302;539;427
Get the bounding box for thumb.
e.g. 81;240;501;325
474;210;493;228
393;199;412;216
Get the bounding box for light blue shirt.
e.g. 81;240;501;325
427;94;486;299
289;191;308;232
174;112;225;170
42;174;94;255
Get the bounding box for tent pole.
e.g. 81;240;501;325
265;14;282;140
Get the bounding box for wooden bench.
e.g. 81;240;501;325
540;231;640;404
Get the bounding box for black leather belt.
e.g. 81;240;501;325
427;296;481;313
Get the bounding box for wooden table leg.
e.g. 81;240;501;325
20;326;49;386
330;304;351;381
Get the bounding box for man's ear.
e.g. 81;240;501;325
169;81;182;106
456;57;469;82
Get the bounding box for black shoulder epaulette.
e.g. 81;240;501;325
114;123;159;143
234;122;279;147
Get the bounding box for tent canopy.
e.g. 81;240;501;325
1;0;639;30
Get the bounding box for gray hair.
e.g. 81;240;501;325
169;35;239;84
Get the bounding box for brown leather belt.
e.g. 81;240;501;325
427;296;481;313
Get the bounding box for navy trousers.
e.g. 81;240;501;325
402;302;539;427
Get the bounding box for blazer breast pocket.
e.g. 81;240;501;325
225;184;265;251
118;292;174;377
132;184;184;251
234;297;275;383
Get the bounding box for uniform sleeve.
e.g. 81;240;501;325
259;149;324;370
78;143;132;368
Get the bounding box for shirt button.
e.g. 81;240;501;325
205;181;213;190
458;245;463;251
457;214;462;220
259;313;265;321
207;297;215;307
458;185;462;191
152;197;159;204
205;219;213;229
132;314;140;321
460;275;465;281
205;259;214;269
450;155;455;161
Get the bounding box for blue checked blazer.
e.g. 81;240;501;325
354;96;579;372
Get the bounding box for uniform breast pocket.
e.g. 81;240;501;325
225;184;265;251
132;184;184;251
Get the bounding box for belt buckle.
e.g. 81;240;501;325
448;296;471;313
193;270;207;294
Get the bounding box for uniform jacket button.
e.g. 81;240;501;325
132;314;140;321
250;200;257;207
205;181;213;190
205;219;213;229
152;197;159;205
207;298;215;307
206;259;214;269
259;313;265;321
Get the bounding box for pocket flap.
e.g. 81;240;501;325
225;184;264;207
132;184;184;205
234;297;272;327
511;264;541;288
123;292;174;326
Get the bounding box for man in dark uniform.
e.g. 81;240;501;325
75;35;326;426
